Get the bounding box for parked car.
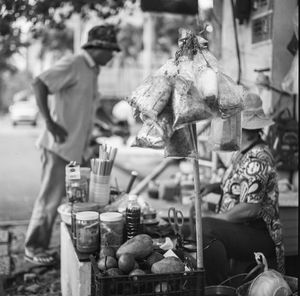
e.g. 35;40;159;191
9;92;39;126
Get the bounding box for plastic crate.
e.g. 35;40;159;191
90;256;205;296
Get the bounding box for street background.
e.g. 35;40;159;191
0;115;41;222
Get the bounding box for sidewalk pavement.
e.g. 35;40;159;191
0;220;61;296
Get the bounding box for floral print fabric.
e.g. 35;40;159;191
220;143;285;273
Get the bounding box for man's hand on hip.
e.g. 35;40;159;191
46;120;68;143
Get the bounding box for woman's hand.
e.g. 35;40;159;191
199;182;221;196
46;119;68;143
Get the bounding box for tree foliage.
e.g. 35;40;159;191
0;0;131;72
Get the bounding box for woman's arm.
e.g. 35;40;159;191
211;202;261;222
200;182;222;195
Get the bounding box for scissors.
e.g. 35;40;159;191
168;207;184;249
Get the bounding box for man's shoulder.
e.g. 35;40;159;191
55;53;83;66
37;53;85;78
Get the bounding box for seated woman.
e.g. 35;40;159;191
195;93;284;285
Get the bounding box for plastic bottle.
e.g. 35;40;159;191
125;195;141;240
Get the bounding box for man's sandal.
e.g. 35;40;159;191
24;252;57;266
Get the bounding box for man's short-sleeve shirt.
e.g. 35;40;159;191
36;51;99;163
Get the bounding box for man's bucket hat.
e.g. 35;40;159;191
82;24;120;52
241;93;274;130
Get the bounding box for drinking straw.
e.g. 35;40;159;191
92;145;118;176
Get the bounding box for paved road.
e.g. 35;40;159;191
0;115;42;221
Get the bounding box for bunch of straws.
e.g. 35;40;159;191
90;144;118;176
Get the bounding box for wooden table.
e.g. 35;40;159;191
60;222;92;296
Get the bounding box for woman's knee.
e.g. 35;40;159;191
202;217;219;237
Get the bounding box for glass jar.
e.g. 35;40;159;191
71;202;100;243
75;211;99;253
100;212;124;251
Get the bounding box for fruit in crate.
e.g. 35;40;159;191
118;253;136;274
146;251;164;267
99;246;115;258
129;269;146;276
151;256;185;274
116;234;154;259
105;268;123;276
97;256;118;271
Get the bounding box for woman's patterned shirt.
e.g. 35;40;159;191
219;142;285;273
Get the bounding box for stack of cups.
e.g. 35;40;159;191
89;145;117;207
89;173;111;206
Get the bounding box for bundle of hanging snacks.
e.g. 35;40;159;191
127;28;245;155
126;75;172;121
172;80;211;130
164;125;198;159
217;72;245;117
133;100;174;149
175;30;219;115
154;58;179;82
131;120;165;149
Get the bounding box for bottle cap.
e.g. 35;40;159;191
100;212;123;222
76;211;99;221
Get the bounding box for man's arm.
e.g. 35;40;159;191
32;77;68;143
32;78;52;123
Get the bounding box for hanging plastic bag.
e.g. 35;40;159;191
194;66;219;113
208;112;242;151
126;75;172;120
172;77;212;130
154;59;178;84
177;56;195;83
139;98;174;139
193;48;219;72
217;72;245;117
156;100;174;140
164;126;198;159
131;120;165;149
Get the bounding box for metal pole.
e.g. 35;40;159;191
190;124;204;269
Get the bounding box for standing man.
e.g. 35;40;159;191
25;24;120;265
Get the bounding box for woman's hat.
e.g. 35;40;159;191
241;93;274;129
82;24;120;52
